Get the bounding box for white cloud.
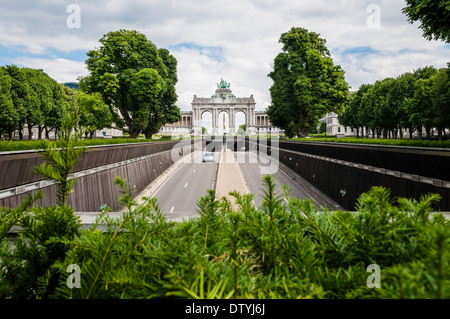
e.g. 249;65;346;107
12;57;88;83
0;0;448;110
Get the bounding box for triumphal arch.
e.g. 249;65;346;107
160;79;277;136
191;79;256;135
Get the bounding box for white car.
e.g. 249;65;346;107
202;152;214;162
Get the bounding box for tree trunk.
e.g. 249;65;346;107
18;123;24;140
128;130;140;139
297;126;311;138
28;125;33;140
437;127;443;141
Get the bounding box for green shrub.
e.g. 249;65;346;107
44;177;449;299
0;193;81;298
1;176;448;299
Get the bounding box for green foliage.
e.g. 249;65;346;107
33;106;87;206
0;193;81;298
0;137;173;152
77;91;113;136
6;176;441;299
80;29;180;138
0;67;16;138
402;0;450;43
339;66;450;140
267;27;350;138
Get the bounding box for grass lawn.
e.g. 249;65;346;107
0;136;176;152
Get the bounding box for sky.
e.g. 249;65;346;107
0;0;449;112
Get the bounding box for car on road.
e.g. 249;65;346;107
202;152;214;163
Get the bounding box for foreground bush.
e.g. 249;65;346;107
1;176;448;299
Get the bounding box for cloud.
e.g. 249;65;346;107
12;56;88;83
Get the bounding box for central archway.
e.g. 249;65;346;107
217;111;230;135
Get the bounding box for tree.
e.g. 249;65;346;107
81;29;180;138
5;65;33;140
403;0;450;43
44;81;66;140
405;67;438;139
431;66;450;139
0;67;16;139
267;27;350;138
142;48;181;139
319;121;327;134
388;72;417;138
23;68;56;140
359;84;376;138
77;91;113;138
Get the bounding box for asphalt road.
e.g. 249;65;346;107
236;150;324;208
151;151;220;221
150;149;339;221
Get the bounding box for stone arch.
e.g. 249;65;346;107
201;110;213;135
235;111;246;135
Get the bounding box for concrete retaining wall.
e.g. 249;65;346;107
248;138;450;211
0;140;196;211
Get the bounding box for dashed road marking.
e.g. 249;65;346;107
184;182;188;188
170;206;175;213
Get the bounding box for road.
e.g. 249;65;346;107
151;151;220;221
150;149;340;221
236;150;326;207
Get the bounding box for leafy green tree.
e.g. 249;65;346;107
319;121;327;134
5;65;33;140
406;67;438;139
387;72;417;138
81;29;180;138
403;0;450;43
267;27;350;138
22;68;50;140
77;91;113;137
0;67;17;139
142;48;181;139
372;78;398;138
431;66;450;139
42;81;67;140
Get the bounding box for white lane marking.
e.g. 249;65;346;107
170;206;175;213
184;182;188;188
193;169;196;173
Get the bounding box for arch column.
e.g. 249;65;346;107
212;107;218;131
229;108;235;133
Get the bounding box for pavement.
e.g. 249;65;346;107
215;147;250;209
